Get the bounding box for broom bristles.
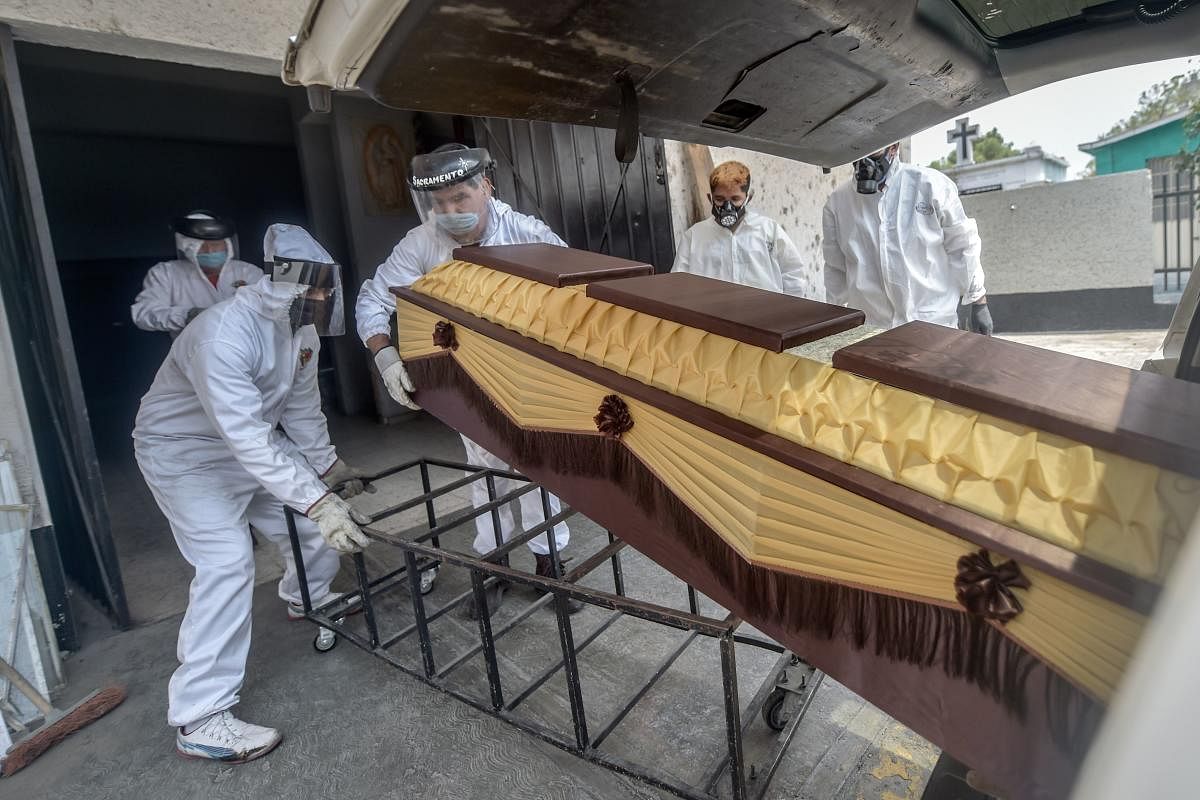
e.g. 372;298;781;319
2;685;126;777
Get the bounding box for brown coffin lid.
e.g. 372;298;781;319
833;321;1200;479
586;272;866;352
450;243;653;286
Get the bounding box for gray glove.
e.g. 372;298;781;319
306;493;372;553
374;346;420;410
322;458;375;499
969;303;993;336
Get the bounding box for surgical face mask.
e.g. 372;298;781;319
196;249;228;269
711;199;747;229
854;150;895;194
436;211;481;237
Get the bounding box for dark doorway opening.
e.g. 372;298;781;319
18;43;312;626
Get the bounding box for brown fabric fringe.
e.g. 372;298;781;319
407;353;1103;753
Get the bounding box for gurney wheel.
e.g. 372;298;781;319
419;568;438;596
762;688;789;732
313;628;339;653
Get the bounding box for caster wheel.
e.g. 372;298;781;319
313;628;338;653
762;688;789;732
419;568;437;596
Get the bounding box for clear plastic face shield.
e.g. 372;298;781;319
173;212;238;268
267;258;345;336
409;146;495;244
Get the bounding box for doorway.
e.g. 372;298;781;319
17;44;313;626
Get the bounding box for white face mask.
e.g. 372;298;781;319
436;211;480;236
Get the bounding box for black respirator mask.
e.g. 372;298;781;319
854;151;895;194
711;196;750;229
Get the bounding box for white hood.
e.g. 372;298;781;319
264;223;335;263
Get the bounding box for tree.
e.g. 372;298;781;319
1078;158;1096;179
1101;65;1200;138
928;127;1021;170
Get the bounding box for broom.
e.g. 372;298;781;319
0;655;125;777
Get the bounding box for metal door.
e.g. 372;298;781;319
0;26;128;628
1150;156;1198;294
473;119;675;272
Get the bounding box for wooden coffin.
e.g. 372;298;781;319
389;245;1200;800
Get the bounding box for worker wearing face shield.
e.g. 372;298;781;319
131;211;263;335
822;143;993;334
133;224;371;763
356;143;579;619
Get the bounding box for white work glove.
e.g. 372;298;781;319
322;458;376;499
306;493;372;554
373;346;420;411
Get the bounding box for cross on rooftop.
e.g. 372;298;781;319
947;117;980;165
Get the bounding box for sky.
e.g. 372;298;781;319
910;55;1199;176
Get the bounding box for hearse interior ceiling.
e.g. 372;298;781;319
284;0;1200;167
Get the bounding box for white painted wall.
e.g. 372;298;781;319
0;0;308;74
663;141;852;300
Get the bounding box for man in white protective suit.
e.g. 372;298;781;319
822;143;994;334
356;142;579;620
133;223;372;763
131;211;263;335
672;160;811;296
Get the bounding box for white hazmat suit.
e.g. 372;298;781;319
134;225;345;729
357;197;571;557
822;160;985;329
672;209;812;297
131;227;262;334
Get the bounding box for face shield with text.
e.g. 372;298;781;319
409;145;495;243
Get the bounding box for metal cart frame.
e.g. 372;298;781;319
285;456;823;800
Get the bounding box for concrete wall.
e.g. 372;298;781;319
964;171;1154;295
663;141;852;299
962;170;1174;331
0;0;307;74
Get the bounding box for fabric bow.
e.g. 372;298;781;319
432;321;459;351
954;549;1031;624
594;394;634;439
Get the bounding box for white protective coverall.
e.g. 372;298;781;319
672;209;812;297
357;197;571;557
822;160;985;329
133;226;342;728
131;230;262;334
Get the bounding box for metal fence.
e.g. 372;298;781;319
1151;160;1198;292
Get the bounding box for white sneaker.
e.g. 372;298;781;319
176;711;281;763
287;591;361;621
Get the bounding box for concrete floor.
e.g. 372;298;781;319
998;329;1166;370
